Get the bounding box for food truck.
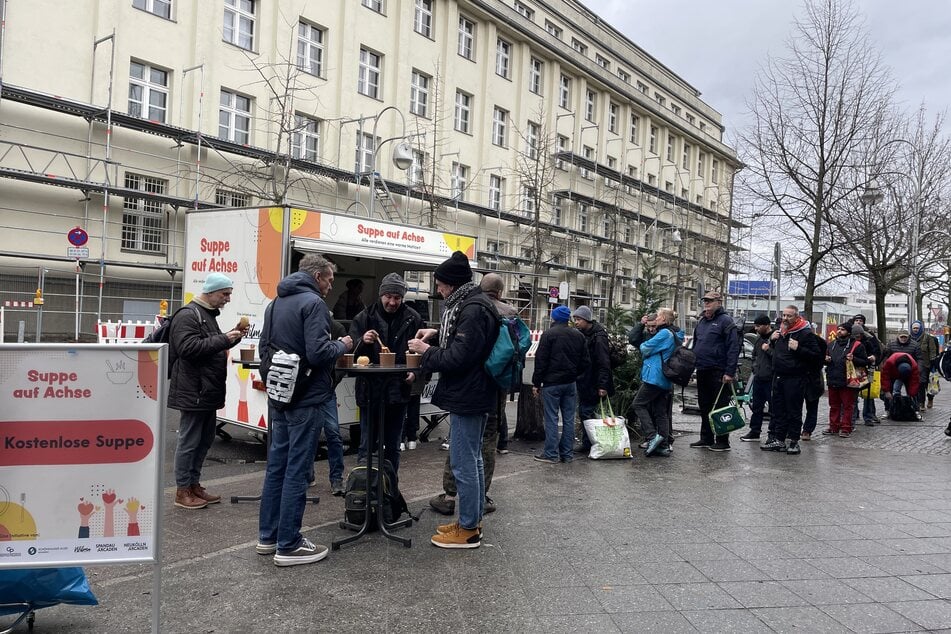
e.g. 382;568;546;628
182;205;477;437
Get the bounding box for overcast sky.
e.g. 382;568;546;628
582;0;951;143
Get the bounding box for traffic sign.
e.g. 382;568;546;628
68;227;89;246
67;247;90;259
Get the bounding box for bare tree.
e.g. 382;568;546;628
740;0;894;319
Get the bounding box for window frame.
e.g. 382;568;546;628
355;132;377;173
526;121;540;160
132;0;171;19
558;74;571;109
122;171;167;254
608;102;618;134
218;88;251;145
223;0;255;51
457;15;476;60
514;1;534;20
291;113;321;161
488;174;504;211
414;0;433;37
296;21;325;77
545;20;562;39
454;90;472;133
585;89;596;122
410;69;431;117
358;47;382;99
451;162;469;200
128;60;169;123
495;37;512;79
529;56;543;95
362;0;383;12
492;106;509;147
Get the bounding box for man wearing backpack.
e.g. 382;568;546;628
572;305;614;455
408;251;498;549
256;254;352;566
690;291;741;452
168;272;248;511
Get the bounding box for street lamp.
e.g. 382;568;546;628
355;106;414;223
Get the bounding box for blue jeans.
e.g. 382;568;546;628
258;400;331;553
317;396;344;484
448;412;488;530
852;395;877;423
747;377;771;435
542;383;577;460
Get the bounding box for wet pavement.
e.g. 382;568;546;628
16;394;951;633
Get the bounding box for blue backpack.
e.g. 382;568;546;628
484;315;531;392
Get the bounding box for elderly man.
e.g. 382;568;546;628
409;251;498;549
572;305;614;454
168;272;248;510
690;291;740;452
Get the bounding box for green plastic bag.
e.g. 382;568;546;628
707;383;746;436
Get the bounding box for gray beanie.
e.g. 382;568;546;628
379;272;407;297
571;305;593;322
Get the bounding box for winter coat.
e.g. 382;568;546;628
349;300;423;406
911;321;940;371
260;271;347;408
825;337;869;389
167;301;237;411
880;352;921;397
577;321;614;403
858;331;882;367
771;321;822;376
884;338;922;369
422;289;499;415
692;307;740;376
639;326;683;390
750;329;774;380
532;322;589;387
628;321;649;348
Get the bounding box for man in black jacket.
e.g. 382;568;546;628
168;272;247;510
409;251;498;549
851;314;882;426
763;305;822;455
740;314;774;442
350;273;422;483
690;291;740;451
572;305;613;453
531;305;589;463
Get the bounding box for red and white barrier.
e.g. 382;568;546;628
97;319;158;344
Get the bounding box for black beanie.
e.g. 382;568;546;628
434;251;472;286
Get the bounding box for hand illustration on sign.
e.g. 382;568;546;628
101;489;122;538
76;498;99;539
124;497;143;537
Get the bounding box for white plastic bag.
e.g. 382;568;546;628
582;398;632;459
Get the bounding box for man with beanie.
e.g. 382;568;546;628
409;251;498;549
740;314;774;442
822;323;868;437
257;254;352;566
168;273;248;510
350;272;423;482
531;305;589;463
572;305;614;454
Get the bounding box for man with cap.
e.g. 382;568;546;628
572;305;614;454
350;272;423;482
740;314;775;442
691;291;741;451
409;251;499;549
531;305;589;463
168;272;249;510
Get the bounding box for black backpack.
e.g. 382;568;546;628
662;335;696;387
342;460;408;530
889;395;920;422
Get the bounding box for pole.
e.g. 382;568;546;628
908;168;923;329
36;267;45;343
74;259;81;340
94;31;116;323
774;241;782;321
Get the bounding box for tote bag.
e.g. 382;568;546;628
708;383;746;436
582;397;632;459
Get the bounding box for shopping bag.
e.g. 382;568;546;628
582;398;632;459
928;372;942;397
707;383;746;436
845;359;870;390
862;370;881;399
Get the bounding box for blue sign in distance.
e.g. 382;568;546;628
68;227;89;247
728;280;773;296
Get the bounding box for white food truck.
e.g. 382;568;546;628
182;205;477;438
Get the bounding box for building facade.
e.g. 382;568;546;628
0;0;740;338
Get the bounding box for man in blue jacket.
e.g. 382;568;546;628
257;254;352;567
409;251;498;550
690;291;740;452
634;308;683;456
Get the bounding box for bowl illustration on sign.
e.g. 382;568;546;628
106;360;133;384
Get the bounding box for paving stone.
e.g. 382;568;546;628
654;582;742;610
780;578;874;605
841;576;941;602
719;580;810;608
612;610;698;633
682;608;773;632
900;573;951;599
750;606;848;633
885;600;951;630
819;602;921;633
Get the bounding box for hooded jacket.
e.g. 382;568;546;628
911;320;939;371
825;336;868;389
771;317;822;376
692;306;740;376
260;271;346;408
639;325;684;389
349;300;423;406
532;322;589;387
751;328;774;380
167;301;237;411
880;352;921;397
577;320;614;402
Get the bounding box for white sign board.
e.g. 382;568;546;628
0;344;165;568
67;246;90;259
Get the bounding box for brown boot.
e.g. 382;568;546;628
175;486;207;510
191;483;221;504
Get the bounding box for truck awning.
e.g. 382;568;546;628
291;238;474;269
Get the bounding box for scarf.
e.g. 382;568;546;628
910;320;924;341
780;315;809;335
439;281;479;349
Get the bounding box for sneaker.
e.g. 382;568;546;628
331;480;345;497
255;541;277;555
821;428;836;435
484;495;497;513
786;440;801;455
708;442;731;452
308;479;317;488
560;455;574;463
739;431;761;442
429;493;456;515
399;442;406;451
944;425;951;437
496;448;509;455
761;437;786;452
440;440;450;450
436;521;483;535
656;447;672;457
864;420;877;426
800;432;812;441
273;538;329;567
533;454;559;464
638;440;649;449
431;525;481;549
645;433;665;456
407;440;418;450
839;430;852;438
689;440;712;449
927;398;934;409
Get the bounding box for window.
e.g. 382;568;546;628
545;20;562;39
451;162;469;200
626;165;637;193
521;185;536;217
362;0;383;12
355;132;377;173
122;172;166;253
595;54;610;70
585;89;596;122
410;149;426;186
454;90;472;133
215;189;249;207
636;81;648;94
297;21;325;76
608;102;619;133
581;145;594;180
291;114;320;161
571;38;587;55
219;89;251;144
579;257;590;269
648;125;657;154
617;68;630;83
132;0;170;19
602;217;611;237
414;0;432;37
686;113;696;125
488;174;504;210
671;104;681;115
682;143;690;170
529;57;544;94
556;134;568;170
664;180;673;193
552;195;563;225
492;107;508;147
629;113;639;144
654;92;666;107
623;225;631;243
681;187;688;199
358;48;382;98
223;0;254;50
697;152;704;175
458;15;476;60
647;174;656;186
559;74;571;109
410;70;430;117
496;38;511;78
514;1;534;20
606;155;617;187
526;121;540;160
712;159;719;183
128;61;168;123
579;204;589;232
666;135;674;162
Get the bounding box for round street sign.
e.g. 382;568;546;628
68;227;89;246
